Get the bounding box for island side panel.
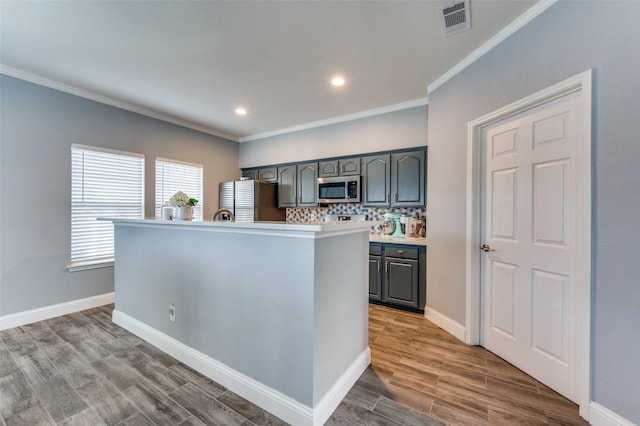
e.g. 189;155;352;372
312;231;370;406
113;224;315;406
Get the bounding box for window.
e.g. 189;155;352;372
155;158;203;221
70;144;145;271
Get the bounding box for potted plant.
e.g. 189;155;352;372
169;191;199;220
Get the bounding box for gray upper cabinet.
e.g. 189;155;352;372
362;154;391;206
242;169;259;180
251;147;425;208
363;150;425;207
258;167;278;183
318;161;339;177
391;150;425;207
297;162;318;207
319;158;360;177
243;167;278;183
278;162;317;207
339;159;360;176
277;165;297;208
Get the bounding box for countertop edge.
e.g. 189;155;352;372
99;217;373;239
368;234;427;247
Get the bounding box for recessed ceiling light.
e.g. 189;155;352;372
331;76;345;87
235;107;247;116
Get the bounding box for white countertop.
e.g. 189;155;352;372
369;233;427;246
100;217;373;239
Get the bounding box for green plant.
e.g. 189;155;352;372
169;191;198;207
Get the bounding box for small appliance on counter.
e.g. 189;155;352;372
404;216;426;238
381;213;405;238
219;179;285;222
324;214;367;223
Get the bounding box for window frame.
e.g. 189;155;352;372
68;144;145;271
155;157;204;221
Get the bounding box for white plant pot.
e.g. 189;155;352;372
174;205;193;220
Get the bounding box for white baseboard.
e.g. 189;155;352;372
113;309;370;426
0;292;115;331
424;306;466;343
589;402;637;426
312;346;371;425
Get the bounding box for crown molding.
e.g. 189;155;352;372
427;0;558;94
0;65;239;142
239;97;429;143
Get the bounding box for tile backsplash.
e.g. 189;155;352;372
286;204;427;223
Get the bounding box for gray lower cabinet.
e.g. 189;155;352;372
385;258;419;308
278;162;318;207
369;242;426;312
368;255;382;301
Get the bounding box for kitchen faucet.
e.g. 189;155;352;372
212;208;235;222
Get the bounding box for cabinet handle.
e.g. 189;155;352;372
377;260;380;272
397;250;404;254
387;193;390;203
395;193;398;202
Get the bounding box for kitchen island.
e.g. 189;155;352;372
105;218;371;426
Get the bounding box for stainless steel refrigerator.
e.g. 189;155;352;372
219;179;286;222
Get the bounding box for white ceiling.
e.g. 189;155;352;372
1;0;539;141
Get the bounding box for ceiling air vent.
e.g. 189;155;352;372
440;0;470;35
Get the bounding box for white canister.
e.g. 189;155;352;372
161;206;174;220
405;217;415;238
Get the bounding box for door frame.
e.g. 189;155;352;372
464;69;592;419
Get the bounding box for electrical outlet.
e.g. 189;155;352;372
169;303;176;322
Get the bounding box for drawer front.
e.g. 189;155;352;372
384;245;418;259
369;243;382;256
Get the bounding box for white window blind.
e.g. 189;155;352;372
155;158;203;220
70;144;145;270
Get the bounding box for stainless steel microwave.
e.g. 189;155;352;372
317;176;361;203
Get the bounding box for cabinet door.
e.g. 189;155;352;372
258;167;278;183
391;150;425;206
242;169;259;180
339;159;361;176
318;161;339;178
362;154;391;206
368;255;382;301
297;162;318;207
384;258;419;308
277;166;297;208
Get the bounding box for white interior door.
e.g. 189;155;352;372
481;89;585;403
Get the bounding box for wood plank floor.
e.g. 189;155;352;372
0;303;587;425
353;304;588;425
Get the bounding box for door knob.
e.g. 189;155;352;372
480;244;495;252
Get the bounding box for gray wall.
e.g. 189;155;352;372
112;222;368;409
427;1;640;422
0;75;240;316
239;105;427;168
